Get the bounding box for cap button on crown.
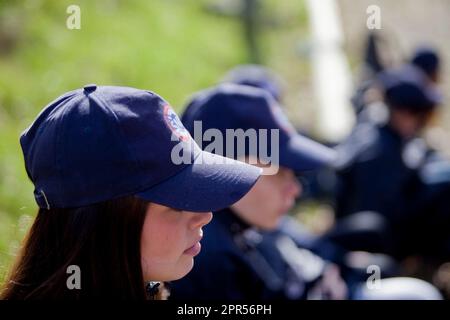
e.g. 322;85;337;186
83;84;97;94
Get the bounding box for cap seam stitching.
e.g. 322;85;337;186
89;91;145;176
55;94;85;208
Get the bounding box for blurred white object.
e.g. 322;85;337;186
354;277;443;300
306;0;355;142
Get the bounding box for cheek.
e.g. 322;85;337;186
283;180;300;201
142;221;178;259
256;177;281;200
260;178;286;208
254;179;285;222
140;216;190;280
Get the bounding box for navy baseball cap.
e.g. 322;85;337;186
378;65;442;111
20;84;262;211
411;47;440;78
181;84;336;172
222;64;283;102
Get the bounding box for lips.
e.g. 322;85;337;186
183;242;201;256
183;235;203;256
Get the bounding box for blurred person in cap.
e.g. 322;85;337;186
170;83;348;300
222;64;336;202
352;41;442;125
333;64;447;260
410;46;441;84
169;84;442;300
0;84;261;300
407;46;450;300
221;64;285;103
334;42;450;287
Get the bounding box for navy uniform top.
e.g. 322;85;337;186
169;208;344;300
334;121;450;258
334;122;425;222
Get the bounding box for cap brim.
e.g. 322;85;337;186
136;151;262;212
280;134;337;172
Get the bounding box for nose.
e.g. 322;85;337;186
283;169;302;199
290;178;302;198
188;211;213;229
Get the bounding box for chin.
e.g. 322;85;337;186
151;258;195;282
172;258;195;281
258;219;280;231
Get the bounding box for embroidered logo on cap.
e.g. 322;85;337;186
163;104;191;141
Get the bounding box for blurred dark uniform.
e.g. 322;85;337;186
332;65;449;259
170;208;347;300
335;122;422;221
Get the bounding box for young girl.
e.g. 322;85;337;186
0;84;261;300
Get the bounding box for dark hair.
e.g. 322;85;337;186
1;196;150;300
